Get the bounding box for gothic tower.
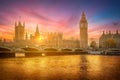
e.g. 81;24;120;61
15;21;25;42
35;25;40;40
80;12;88;49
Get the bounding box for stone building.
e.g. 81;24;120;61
13;21;80;49
62;39;80;49
28;25;40;42
80;12;88;49
45;32;63;48
14;21;40;47
99;30;120;48
14;21;25;42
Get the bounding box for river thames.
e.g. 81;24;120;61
0;55;120;80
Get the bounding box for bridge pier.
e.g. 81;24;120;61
0;53;15;58
0;47;15;58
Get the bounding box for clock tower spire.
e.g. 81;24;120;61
80;12;88;49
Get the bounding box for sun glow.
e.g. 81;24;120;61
41;53;46;56
39;36;44;41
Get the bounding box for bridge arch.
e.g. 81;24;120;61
0;47;11;51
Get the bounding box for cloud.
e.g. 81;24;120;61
22;9;56;22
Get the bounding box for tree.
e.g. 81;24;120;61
105;38;116;48
90;41;97;49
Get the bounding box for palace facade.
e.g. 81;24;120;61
99;30;120;48
14;21;79;49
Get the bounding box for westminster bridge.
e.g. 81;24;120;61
0;47;88;58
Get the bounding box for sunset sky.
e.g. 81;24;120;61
0;0;120;41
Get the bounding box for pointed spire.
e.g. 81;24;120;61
15;21;17;26
116;30;119;34
80;11;87;22
23;22;25;26
109;30;111;35
106;32;108;35
36;24;39;32
82;11;85;17
35;24;40;38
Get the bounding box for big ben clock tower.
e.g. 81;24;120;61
80;12;88;49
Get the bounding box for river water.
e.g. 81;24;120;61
0;55;120;80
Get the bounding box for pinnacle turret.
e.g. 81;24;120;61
116;30;119;34
80;11;87;22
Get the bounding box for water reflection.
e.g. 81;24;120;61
0;55;120;80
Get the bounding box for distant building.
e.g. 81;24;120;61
79;12;88;49
99;30;120;48
35;25;40;40
41;32;80;49
62;39;80;49
45;32;63;48
14;21;41;47
28;25;40;42
13;21;80;49
15;21;25;42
